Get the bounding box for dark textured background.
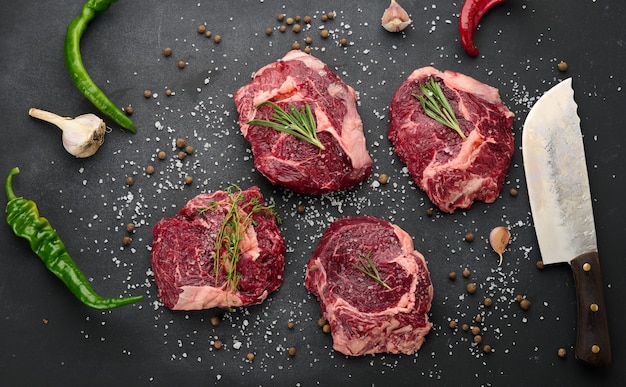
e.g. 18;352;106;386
1;1;624;385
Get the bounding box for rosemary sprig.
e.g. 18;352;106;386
247;100;326;150
352;251;392;290
413;77;466;140
198;185;279;293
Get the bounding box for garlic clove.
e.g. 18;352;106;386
29;108;106;158
489;226;511;266
382;0;412;33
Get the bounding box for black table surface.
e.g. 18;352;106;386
1;1;624;385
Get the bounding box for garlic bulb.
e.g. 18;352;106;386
381;0;412;32
489;226;511;266
29;108;106;158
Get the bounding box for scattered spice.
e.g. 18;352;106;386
286;17;294;25
462;268;471;278
125;223;135;233
305;36;313;45
125;176;134;186
514;294;524;303
163;47;172;57
265;27;273;36
214;340;223;350
296;204;305;214
340;38;348;46
184;175;193;185
466;282;477;294
303;15;312;24
425;208;434;217
378;173;389;184
122;236;131;246
42;318;49;325
143;90;152;98
292;41;301;50
448;271;457;280
317;317;327;327
210;316;221;326
145;165;155;175
464;232;474;242
558;348;567;358
483;344;492;353
246;352;255;361
520;299;531;310
176;138;186;148
536;260;544;269
471;326;481;335
185;145;194;155
124;105;134;115
277;14;285;22
178;60;186;69
473;335;483;344
483;297;493;307
157;150;167;160
197;25;206;34
213;35;222;43
509;187;518;197
449;320;458;329
205;30;212;38
461;323;469;332
292;24;301;33
327;11;335;19
279;25;287;33
165;89;172;96
288;347;297;356
287;321;295;329
474;315;482;324
322;324;331;333
320;29;329;39
178;151;186;160
558;61;568;72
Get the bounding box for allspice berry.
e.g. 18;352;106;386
467;282;477;294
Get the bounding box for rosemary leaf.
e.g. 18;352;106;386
413;77;466;140
247;100;326;150
352;251;392;290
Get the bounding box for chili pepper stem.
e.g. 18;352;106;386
5;167;19;202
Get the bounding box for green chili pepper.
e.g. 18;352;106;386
5;167;143;310
64;0;137;133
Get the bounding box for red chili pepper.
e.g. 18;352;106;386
459;0;506;57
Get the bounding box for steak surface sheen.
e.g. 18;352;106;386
304;216;433;356
151;187;285;310
388;67;515;213
235;50;372;195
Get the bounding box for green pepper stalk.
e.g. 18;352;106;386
5;167;143;309
64;0;137;133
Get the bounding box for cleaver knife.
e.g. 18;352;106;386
522;78;611;366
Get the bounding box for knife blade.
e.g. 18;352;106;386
522;78;611;366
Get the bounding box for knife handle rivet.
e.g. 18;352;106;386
591;345;600;354
590;303;599;312
582;263;592;272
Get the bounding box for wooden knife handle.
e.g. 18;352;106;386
571;252;611;366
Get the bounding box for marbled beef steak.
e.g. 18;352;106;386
388;66;514;213
305;216;433;356
151;186;285;310
235;50;372;195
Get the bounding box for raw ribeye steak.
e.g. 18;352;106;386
151;186;285;310
388;66;515;213
235;50;373;195
304;216;433;356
